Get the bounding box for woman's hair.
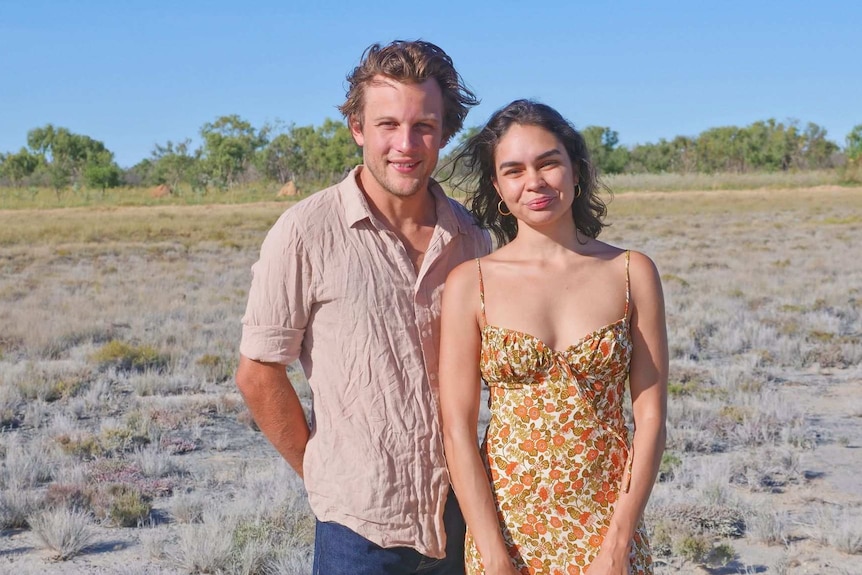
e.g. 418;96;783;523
338;40;479;144
453;99;608;245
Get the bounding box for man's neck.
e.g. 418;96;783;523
355;168;437;229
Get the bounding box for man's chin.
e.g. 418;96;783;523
385;176;426;198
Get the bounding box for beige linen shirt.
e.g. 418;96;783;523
240;167;490;558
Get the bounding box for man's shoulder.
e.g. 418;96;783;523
439;193;489;246
274;179;346;227
443;195;473;220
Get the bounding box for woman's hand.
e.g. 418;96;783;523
585;539;631;575
584;543;631;575
483;558;523;575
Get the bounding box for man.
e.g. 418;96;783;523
236;40;490;575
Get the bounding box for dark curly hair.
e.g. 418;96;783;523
339;40;479;145
452;99;609;245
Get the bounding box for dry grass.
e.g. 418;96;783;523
1;184;861;573
29;507;96;560
604;169;846;192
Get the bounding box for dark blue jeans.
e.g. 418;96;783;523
312;489;466;575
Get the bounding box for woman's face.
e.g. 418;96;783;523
492;123;578;229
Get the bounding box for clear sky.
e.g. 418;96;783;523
2;0;860;168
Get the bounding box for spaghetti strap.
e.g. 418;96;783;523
623;250;631;319
476;258;487;327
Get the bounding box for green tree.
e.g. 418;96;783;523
83;150;122;193
582;126;628;174
0;148;41;185
199;115;268;188
846;124;862;161
151;139;200;191
260;119;360;187
259;132;298;184
799;122;838;169
125;158;155;187
26;124;116;196
314;118;362;176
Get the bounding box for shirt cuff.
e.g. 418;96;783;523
240;324;304;365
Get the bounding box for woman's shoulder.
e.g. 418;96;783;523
625;249;660;278
587;240;656;269
623;250;663;307
445;257;482;290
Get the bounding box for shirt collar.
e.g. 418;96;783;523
341;165;465;236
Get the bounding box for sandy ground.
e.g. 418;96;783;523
2;369;859;574
2;187;861;574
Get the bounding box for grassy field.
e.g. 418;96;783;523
1;184;861;574
1;167;859;211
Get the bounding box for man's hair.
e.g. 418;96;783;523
339;40;479;144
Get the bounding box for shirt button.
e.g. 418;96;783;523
429;374;437;380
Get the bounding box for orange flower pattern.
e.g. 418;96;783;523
465;252;652;575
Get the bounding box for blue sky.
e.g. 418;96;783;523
2;1;860;168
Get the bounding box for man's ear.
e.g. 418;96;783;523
349;115;364;147
440;132;451;150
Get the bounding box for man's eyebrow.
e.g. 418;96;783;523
369;114;440;123
498;148;562;170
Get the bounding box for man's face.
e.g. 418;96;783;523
350;76;445;200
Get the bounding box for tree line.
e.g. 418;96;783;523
2;115;861;195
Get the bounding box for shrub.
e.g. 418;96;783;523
658;451;682;482
29;507;96;560
0;489;40;529
56;433;104;459
168;514;234;573
44;483;96;513
196;353;231;382
748;509;790;546
102;484;152;527
91;340;170;372
674;533;712;563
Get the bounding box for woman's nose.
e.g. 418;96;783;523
525;169;545;190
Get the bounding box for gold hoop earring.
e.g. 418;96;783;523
574;184;582;199
497;199;512;216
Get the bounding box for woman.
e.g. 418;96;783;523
439;100;668;575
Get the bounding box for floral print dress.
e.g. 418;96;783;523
465;251;652;575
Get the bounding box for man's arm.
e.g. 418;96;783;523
236;354;310;478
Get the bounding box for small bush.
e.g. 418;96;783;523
131;444;182;478
170;492;206;524
0;489;40;528
168;515;234;573
44;483;96;513
29;507;96;560
1;435;55;488
748;509;790;546
675;533;712;563
56;433;104;459
102;484;152;527
658;452;682;482
196;354;231;382
91;340;170;372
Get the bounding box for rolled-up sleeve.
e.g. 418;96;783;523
240;214;313;365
